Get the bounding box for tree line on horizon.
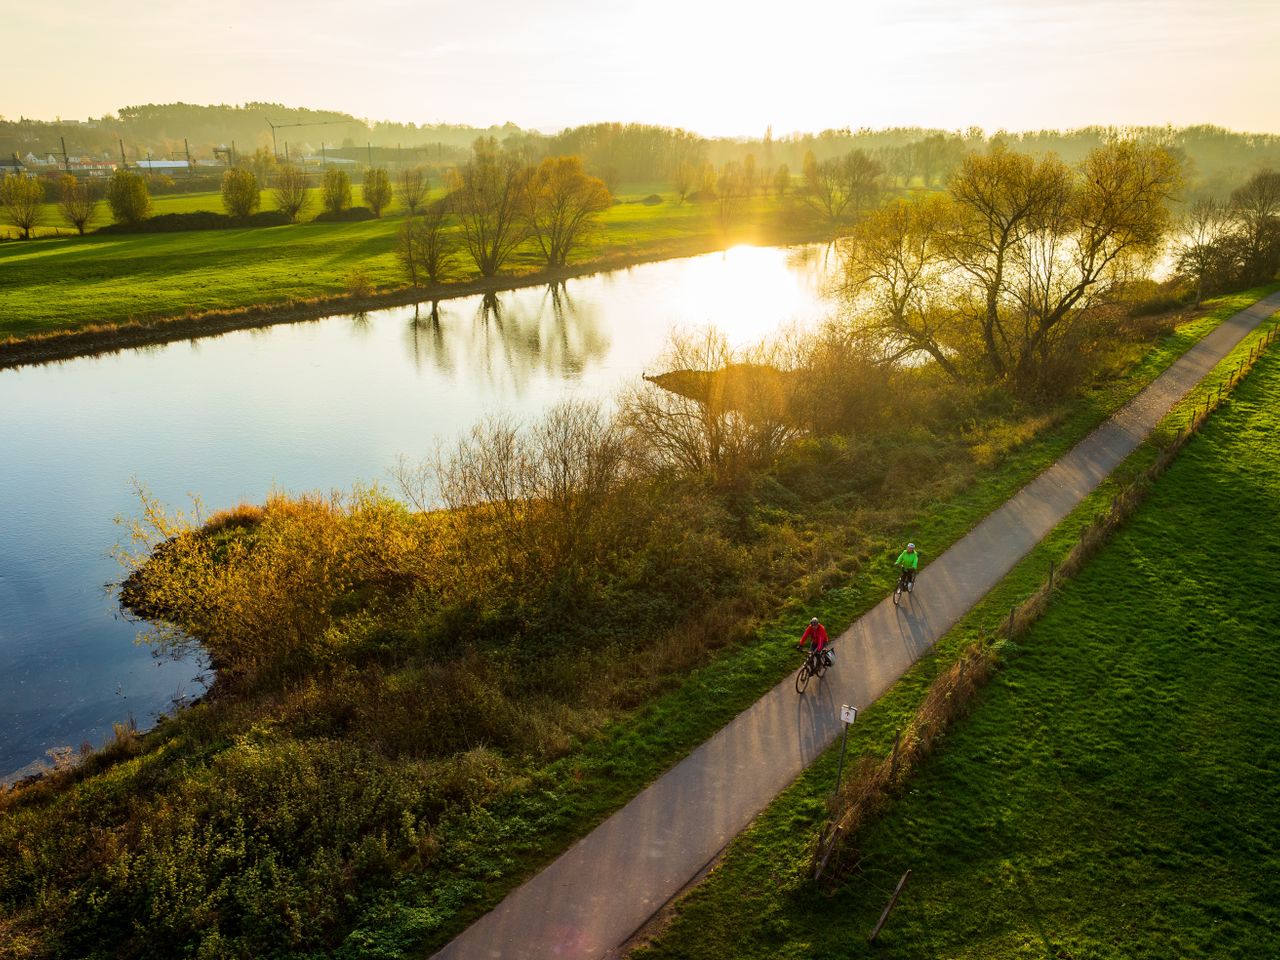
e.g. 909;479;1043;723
5;102;1280;196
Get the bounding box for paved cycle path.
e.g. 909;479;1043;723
433;293;1280;960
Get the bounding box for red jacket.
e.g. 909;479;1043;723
800;623;829;651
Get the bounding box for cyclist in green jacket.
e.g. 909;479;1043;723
895;543;920;592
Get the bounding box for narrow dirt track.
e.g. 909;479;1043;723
432;292;1280;960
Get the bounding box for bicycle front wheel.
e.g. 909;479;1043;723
795;663;812;694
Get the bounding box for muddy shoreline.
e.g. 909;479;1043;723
0;227;838;371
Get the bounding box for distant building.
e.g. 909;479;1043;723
67;158;116;178
1;156;25;176
302;155;357;167
135;159;190;173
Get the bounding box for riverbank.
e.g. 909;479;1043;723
0;222;834;370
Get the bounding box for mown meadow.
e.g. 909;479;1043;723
631;310;1280;960
0;184;822;341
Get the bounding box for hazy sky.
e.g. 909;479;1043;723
8;0;1278;135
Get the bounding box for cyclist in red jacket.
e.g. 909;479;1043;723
798;617;832;667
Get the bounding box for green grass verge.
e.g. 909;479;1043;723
327;289;1277;956
0;186;817;339
629;307;1280;959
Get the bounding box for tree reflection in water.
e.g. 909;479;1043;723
403;282;611;392
406;301;450;374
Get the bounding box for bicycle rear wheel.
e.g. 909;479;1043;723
795;662;812;694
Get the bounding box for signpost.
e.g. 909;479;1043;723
834;704;858;796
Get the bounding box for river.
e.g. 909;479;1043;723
0;242;840;781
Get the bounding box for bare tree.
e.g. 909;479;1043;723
1;173;44;239
433;400;633;594
57;174;98;235
673;161;696;203
398;199;456;286
1001;141;1181;386
247;147;278;184
620;329;796;485
773;163;791;199
397;166;430;215
1176;197;1232;306
838;195;962;379
698;161;718;198
362;167;393;217
716;161;747;234
802;150;883;223
523;155;611;267
942;146;1074;380
838;142;1183;393
272;165;310;223
1230;169;1280;283
742;153;758;197
447;138;529;276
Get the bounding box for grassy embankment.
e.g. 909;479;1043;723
631;306;1280;959
0;183;827;345
2;287;1274;960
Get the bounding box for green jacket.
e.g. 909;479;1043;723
896;549;919;569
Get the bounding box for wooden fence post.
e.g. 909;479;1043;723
813;825;842;881
1008;604;1017;638
1048;559;1055;592
868;870;913;943
889;729;902;781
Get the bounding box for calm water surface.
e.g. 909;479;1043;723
0;243;839;780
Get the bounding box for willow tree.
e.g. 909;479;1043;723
1000;140;1181;385
57;175;98;235
220;168;261;219
272;165;310;222
105;168;151;226
839;142;1182;393
521;156;611;268
396;166;430;215
943;147;1075;380
362;167;393;217
320;167;351;214
447;138;529;277
0;173;44;239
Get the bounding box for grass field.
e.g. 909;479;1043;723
631;314;1280;959
0;185;817;340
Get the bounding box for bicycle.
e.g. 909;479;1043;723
893;567;916;606
795;645;832;694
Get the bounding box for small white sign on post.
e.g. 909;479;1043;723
841;704;858;725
